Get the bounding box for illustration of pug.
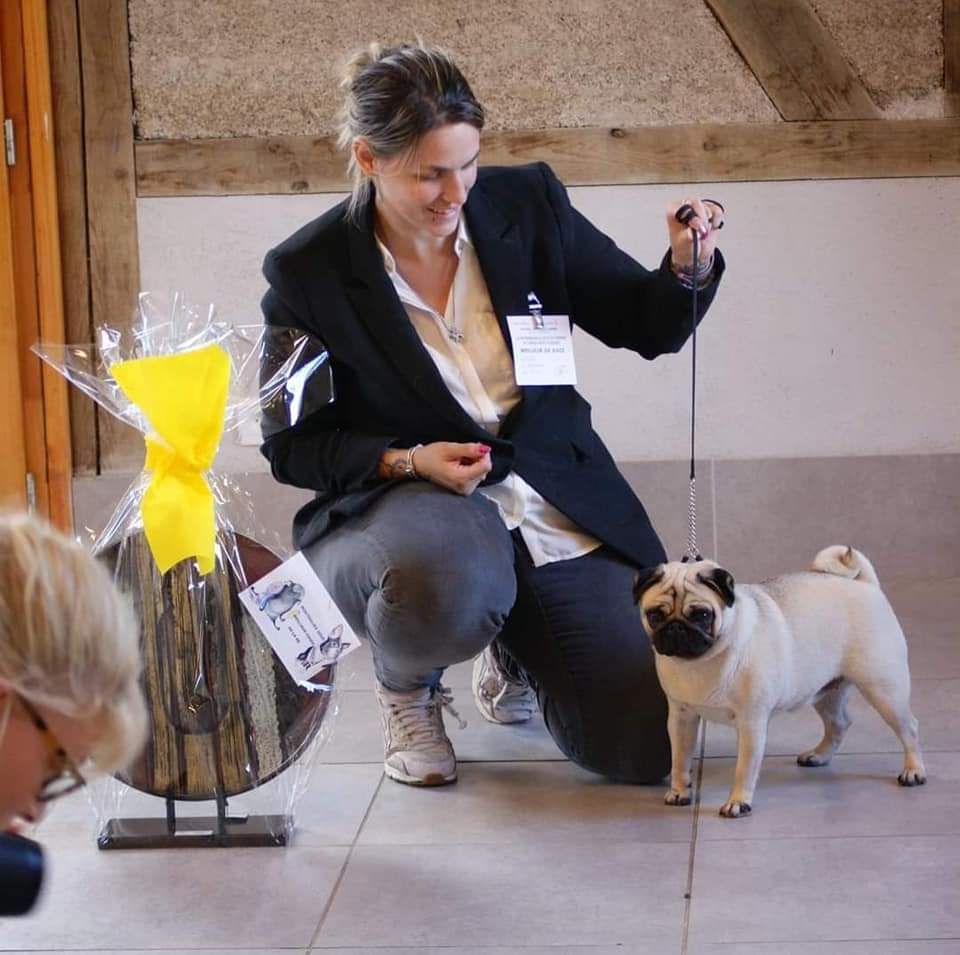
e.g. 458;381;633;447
295;624;347;670
633;546;926;817
251;580;305;629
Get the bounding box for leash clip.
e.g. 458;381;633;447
526;292;545;330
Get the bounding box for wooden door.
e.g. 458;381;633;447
0;0;72;529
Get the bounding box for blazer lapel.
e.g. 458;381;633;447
343;199;482;435
465;182;555;428
463;188;528;350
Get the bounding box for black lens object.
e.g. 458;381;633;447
0;832;45;915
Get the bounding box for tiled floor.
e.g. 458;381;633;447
3;577;958;953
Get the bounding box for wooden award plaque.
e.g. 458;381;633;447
103;532;331;801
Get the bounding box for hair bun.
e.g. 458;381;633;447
340;42;385;88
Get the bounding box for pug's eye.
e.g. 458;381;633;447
689;607;713;624
646;608;666;625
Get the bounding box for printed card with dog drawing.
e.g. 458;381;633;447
239;550;361;682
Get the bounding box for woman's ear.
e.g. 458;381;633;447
0;685;13;736
353;137;377;177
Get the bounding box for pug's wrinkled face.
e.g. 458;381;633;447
633;560;736;659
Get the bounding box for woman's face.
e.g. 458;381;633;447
365;122;481;242
0;690;95;830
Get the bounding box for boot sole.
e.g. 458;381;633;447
384;764;457;787
475;706;534;725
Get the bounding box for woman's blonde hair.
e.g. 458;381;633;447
0;512;146;774
337;42;485;224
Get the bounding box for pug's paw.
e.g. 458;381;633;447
664;789;692;807
719;799;752;818
898;769;927;787
797;750;831;767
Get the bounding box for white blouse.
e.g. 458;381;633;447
376;217;602;567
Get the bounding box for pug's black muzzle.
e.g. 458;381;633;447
652;621;713;658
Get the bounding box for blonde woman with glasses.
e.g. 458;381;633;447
0;512;146;831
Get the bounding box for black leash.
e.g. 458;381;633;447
674;200;724;564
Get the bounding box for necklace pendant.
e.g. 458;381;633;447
447;327;465;344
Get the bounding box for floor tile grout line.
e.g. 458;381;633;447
690;935;960;947
299;837;697;849
321;742;960;766
319;757;574;765
701;745;960;758
680;720;707;955
8;941;960;952
307;771;387;951
685;830;960;844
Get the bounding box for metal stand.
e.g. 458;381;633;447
97;795;291;850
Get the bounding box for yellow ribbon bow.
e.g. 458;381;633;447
111;344;231;576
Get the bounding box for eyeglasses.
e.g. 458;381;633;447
17;695;87;802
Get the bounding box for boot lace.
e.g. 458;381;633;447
382;684;466;753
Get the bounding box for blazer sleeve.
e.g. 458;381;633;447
538;163;725;358
259;252;397;494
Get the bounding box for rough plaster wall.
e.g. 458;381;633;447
810;0;943;117
129;0;948;140
129;0;778;140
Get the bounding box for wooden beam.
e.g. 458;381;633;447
22;0;73;530
947;0;960;116
137;134;346;198
48;0;98;476
78;0;141;472
135;120;960;198
704;0;879;120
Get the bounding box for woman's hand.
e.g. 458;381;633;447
415;442;492;495
665;197;725;271
379;442;492;496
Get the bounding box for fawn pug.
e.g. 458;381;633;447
634;546;926;817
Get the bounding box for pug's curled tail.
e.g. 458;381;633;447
811;545;879;586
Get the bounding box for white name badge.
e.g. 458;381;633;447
239;550;361;683
506;314;578;386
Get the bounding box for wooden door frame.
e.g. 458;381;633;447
0;0;73;530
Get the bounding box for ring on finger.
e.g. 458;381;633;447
703;198;725;229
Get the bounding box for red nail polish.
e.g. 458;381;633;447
478;444;491;453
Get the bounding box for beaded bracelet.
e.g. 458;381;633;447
404;443;423;479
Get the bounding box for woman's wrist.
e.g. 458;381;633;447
670;250;715;289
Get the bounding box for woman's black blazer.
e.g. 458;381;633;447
260;162;724;567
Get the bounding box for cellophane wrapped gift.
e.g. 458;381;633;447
34;292;343;847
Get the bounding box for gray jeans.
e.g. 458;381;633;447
303;481;670;783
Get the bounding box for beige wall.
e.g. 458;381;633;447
136;175;960;470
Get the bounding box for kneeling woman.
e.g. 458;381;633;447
260;43;725;786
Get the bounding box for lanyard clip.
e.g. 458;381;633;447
527;292;545;330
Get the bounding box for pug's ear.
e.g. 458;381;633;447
698;568;736;607
633;566;665;604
